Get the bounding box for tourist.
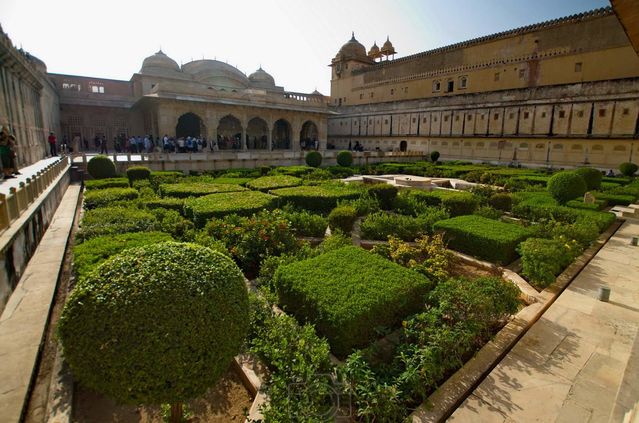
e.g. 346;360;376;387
83;137;89;151
100;136;108;154
144;135;151;153
8;134;20;175
48;131;57;156
0;128;15;179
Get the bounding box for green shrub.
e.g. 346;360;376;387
474;205;502;220
305;151;323;168
518;237;582;289
271;184;361;212
280;209;328;238
361;208;448;241
434;215;532;264
619;162;638;177
58;242;249;407
441;193;479;216
150;208;195;240
185;191;277;227
269;165;315;177
87;155;116;179
143;197;185;213
275;246;433;356
339;191;381;216
512;202;615;232
211;176;254;185
246;175;302;191
77;207;159;242
392;191;433;216
302;168;333;182
73;231;173;280
337;150;353;167
159;182;246;198
488;193;513;211
594;192;635;206
574;167;602;191
327;166;355;178
85;178;130;190
547;171;587;204
328;205;357;234
83;187;139;210
149;171;184;190
367;183;398;210
126;166;151;185
430;151;440;163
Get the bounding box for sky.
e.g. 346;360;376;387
0;0;610;94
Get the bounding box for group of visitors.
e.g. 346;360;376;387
348;140;364;152
162;135;211;153
0;126;21;179
300;138;319;151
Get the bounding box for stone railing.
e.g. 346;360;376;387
0;156;69;234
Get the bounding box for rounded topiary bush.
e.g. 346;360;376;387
547;171;587;205
336;150;353;167
126;166;151;185
367;183;398;210
305;151;322;168
57;242;249;407
87;155;116;179
574;167;602;190
430;151;440;163
488;193;513;212
328;205;357;234
619;162;638;177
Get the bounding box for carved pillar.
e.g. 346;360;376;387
318;118;328;151
291;118;302;152
267;124;273;151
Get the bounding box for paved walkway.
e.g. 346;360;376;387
0;156;63;196
450;219;639;423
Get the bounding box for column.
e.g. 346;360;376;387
267;125;273;152
291;119;302;152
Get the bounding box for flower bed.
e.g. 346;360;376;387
274;246;433;356
271;184;361;212
434;215;532;264
246;175;302;192
159;182;246;198
184;191;277;226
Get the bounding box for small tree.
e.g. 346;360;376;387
619;162;638;177
430;151;440;163
336;150;353;167
305;151;322;168
58;242;249;422
87;155;116;179
574;167;602;190
547;171;587;204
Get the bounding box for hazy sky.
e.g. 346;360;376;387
1;0;610;94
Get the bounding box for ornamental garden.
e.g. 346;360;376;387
59;152;638;421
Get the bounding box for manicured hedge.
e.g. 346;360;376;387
73;231;173;280
83;187;139;210
270;165;315;177
361;208;448;241
275;246;432;356
159;182;246;198
211;177;254;185
184;191;277;226
280;209;327;238
246;175;302;192
149;171;184;190
76;207;159;242
409;190;478;216
87;155;116;179
143;197;185;213
271;184;361;212
512;202;616;231
126;166;151;184
328;205;357;233
594;192;635;206
337;151;353;167
434;215;532;264
85;178;130;191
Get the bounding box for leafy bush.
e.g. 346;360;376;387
269;165;315;177
434;215;532;264
488;193;513;211
574;167;602;191
271;184;361;212
83;187;139;210
305;151;322;168
159;182;246;198
126;166;151;185
149;208;195;240
327;166;355;178
275;246;432;356
201;210;298;274
279;209;327;237
518;237;582;289
58;242;249;408
149;171;184;190
337;150;353;167
512;201;615;232
430;151;440;163
367;183;398;210
361;208;448;241
76;207;159;242
474;205;502;220
619;162;638;177
441;193;479;216
339;190;380;216
547;171;587;204
73;231;173;280
85;178;130;190
246;175;302;191
143;197;185;213
594;192;635;206
328;205;357;234
392;191;433;216
184;191;277;227
87;155;116;179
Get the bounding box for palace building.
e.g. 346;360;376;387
327;6;639;168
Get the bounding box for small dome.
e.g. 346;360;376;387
311;89;323;96
381;36;396;56
140;50;181;76
337;32;367;59
368;42;381;59
249;67;275;89
181;59;249;89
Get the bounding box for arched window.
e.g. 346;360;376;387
535;143;545;149
571;144;583;150
613;145;627;152
553;144;564;150
519;143;529;150
591;144;604;152
432;80;441;92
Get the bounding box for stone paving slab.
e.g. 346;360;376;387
0;185;80;423
449;220;639;422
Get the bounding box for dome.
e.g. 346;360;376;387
337;32;367;59
181;59;249;89
248;67;275;89
140;50;181;76
368;42;381;59
381;36;396;56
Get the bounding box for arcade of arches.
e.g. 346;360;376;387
168;110;325;151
